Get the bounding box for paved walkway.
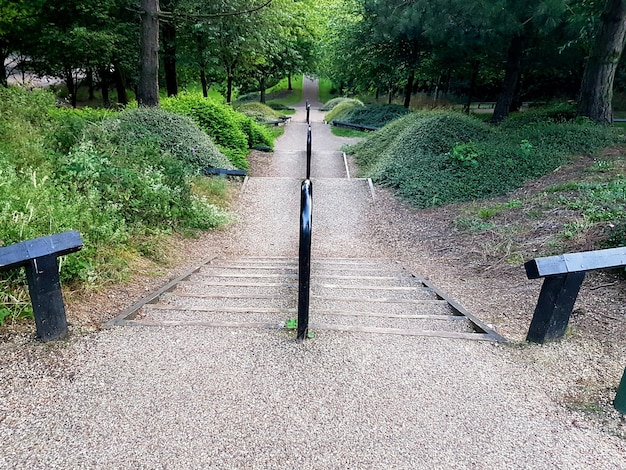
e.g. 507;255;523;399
1;79;626;468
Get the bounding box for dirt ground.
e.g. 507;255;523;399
2;147;626;440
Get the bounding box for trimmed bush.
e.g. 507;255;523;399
96;106;233;170
162;93;273;169
235;102;282;122
325;99;365;123
332;104;412;129
320;97;362;112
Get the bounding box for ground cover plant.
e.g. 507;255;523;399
327;102;412;129
0;87;233;326
235;102;284;123
161;93;273;170
347;109;624;209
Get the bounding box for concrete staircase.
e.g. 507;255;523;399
124;257;502;341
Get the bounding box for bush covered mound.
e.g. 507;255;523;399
0;88;231;324
324;99;364;123
320;97;362;112
162;93;273;170
97;107;233;170
330;103;412;129
347;110;624;208
235;102;283;123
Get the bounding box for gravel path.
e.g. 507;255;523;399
2;79;626;468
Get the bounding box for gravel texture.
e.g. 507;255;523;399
2;78;626;468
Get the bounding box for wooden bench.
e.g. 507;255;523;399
331;121;380;132
0;231;83;341
264;116;292;126
202;167;247;177
524;247;626;343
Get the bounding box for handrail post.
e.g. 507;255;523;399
297;179;312;340
306;102;311;124
306;125;312;179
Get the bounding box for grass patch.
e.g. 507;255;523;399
266;75;303;106
331;127;370;138
319;77;339;103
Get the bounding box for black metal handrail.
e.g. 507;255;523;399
297;179;312;340
306;101;311;124
306;125;312;179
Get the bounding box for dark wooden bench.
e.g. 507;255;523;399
0;231;83;341
524;247;626;343
202;167;247;177
264;116;292;126
331;121;380;132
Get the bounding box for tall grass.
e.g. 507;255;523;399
0;87;233;326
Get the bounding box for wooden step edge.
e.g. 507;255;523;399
311;310;467;320
308;324;498;341
143;305;297;314
125;320;286;329
310;296;446;305
179;281;298;288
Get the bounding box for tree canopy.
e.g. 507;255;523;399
1;0;625;121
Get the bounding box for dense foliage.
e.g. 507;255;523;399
0;88;231;324
161;93;273;169
347;110;625;207
325;101;412;128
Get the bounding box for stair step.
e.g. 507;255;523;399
311;285;436;300
161;293;295;310
177;282;297;298
309;298;453;316
111;256;503;342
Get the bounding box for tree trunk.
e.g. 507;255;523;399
226;74;234;103
162;18;178;97
99;68;110;107
578;0;626;123
200;67;208;98
138;0;160;107
491;34;525;123
288;73;292;91
87;69;95;100
259;77;266;103
464;62;479;114
66;69;77;108
403;69;415;108
113;63;128;105
0;50;7;87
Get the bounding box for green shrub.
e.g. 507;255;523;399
325;99;365;123
162;93;273;169
96;106;233;170
235;102;282;122
347;113;422;175
321;97;362;112
333;104;412;129
500;102;578;129
47;107;114;154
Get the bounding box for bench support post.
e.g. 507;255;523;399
25;255;69;342
526;272;585;343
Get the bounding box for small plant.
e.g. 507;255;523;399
520;139;533;156
285;317;297;329
450;142;480;167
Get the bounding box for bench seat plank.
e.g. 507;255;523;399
0;230;83;272
525;246;626;279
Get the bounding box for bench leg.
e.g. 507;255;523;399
25;255;69;342
526;272;585;344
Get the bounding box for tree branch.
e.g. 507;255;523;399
159;0;273;20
